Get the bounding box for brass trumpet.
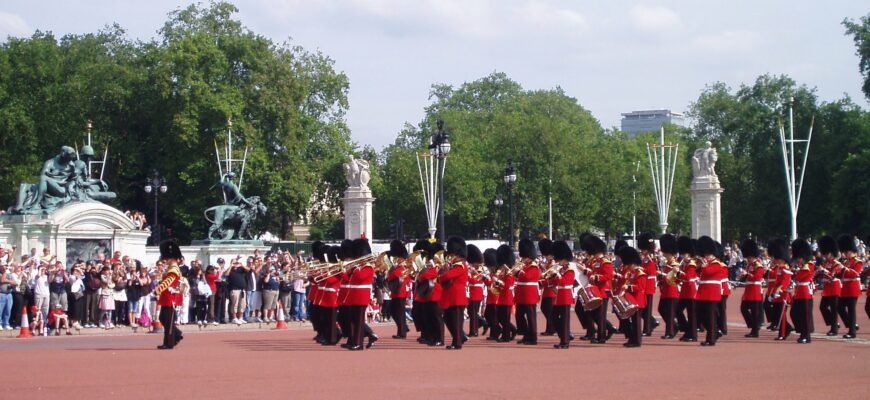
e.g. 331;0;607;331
401;251;427;279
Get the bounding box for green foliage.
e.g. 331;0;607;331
843;14;870;102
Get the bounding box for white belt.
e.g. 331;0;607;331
556;286;573;290
828;278;841;282
345;285;371;289
795;282;813;286
320;288;337;292
470;284;485;288
516;282;538;286
648;276;657;280
698;280;721;285
842;278;859;282
745;282;762;286
339;285;349;289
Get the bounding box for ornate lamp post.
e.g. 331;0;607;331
493;196;504;239
144;171;167;243
430;119;451;243
503;159;517;248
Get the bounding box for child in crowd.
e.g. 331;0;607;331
98;266;115;328
30;305;45;336
48;304;72;335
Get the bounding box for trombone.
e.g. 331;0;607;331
312;253;380;283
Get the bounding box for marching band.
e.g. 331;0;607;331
287;233;868;351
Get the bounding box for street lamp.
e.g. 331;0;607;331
493;196;503;239
503;159;517;248
429;118;451;244
144;171;168;244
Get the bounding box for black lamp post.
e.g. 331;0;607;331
493;196;503;239
430;118;451;244
503;159;517;248
144;171;167;244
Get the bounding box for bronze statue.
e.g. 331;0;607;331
204;172;267;240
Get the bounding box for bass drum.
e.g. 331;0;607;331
612;293;639;320
574;272;602;311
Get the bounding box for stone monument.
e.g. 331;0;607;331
690;141;724;241
343;156;374;239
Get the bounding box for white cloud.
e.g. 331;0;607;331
0;12;31;39
629;4;681;33
693;30;761;54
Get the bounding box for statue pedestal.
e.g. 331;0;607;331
343;187;374;239
148;240;271;267
690;176;724;242
0;202;150;267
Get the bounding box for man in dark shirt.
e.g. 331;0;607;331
225;258;249;325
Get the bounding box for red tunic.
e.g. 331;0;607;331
155;266;181;307
820;258;843;297
484;275;500;305
514;262;541;305
697;260;724;302
765;262;784;298
318;275;340;308
642;256;657;295
741;260;765;302
387;265;412;299
678;258;698;300
416;267;443;303
307;280;320;303
588;256;613;299
540;259;557;299
771;267;793;304
792;263;815;300
719;264;731;297
439;260;469;308
553;267;575;306
616;268;646;309
659;258;680;299
468;272;485;302
345;264;373;306
497;275;516;306
338;272;350;306
839;257;863;298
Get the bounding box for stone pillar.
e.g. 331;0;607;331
343;188;374;240
690;142;723;241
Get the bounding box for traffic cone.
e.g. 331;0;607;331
16;307;33;338
151;307;164;334
273;301;288;330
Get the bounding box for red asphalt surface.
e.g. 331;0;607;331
1;290;867;400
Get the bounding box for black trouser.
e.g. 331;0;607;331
496;305;516;341
554;305;571;345
159;306;182;348
575;298;593;334
515;304;537;343
114;300;127;325
740;300;763;334
626;311;642;346
865;298;870;322
658;297;677;337
10;292;25;327
444;305;464;347
642;294;655;335
763;296;776;326
214;282;228;323
698;300;718;344
84;291;99;324
425;301;444;343
338;305;351;338
411;300;424;334
71;294;84;323
391;297;408;337
819;296;838;331
837;297;857;336
791;298;813;339
540;297;555;334
347;304;366;347
594;298;615;341
322;306;338;344
717;295;728;334
777;302;794;337
676;298;696;339
309;304;322;338
194;296;208;323
467;301;482;335
484;303;500;339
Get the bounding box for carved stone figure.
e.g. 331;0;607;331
344;156;371;190
205;172;267;240
692;141;718;178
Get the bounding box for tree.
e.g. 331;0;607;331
844;14;870;102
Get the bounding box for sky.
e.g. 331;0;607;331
1;1;866;150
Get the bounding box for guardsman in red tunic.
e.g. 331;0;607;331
308;241;325;343
816;236;843;336
336;239;354;340
549;240;575;349
482;249;501;341
637;233;659;336
675;236;698;342
155;240;184;350
585;235;615;344
790;239;815;344
318;246;342;345
717;242;731;336
417;242;445;346
696;236;724;346
657;234;680;339
343;239;375;351
494;245;517;342
439;236;469;350
767;238;794;340
614;246;645;347
537;239;557;336
410;239;429;342
386;240;411;339
466;245;487;337
514;239;541;345
836;234;861;339
739;239;765;337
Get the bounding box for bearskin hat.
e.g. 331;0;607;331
538;239;554;257
483;248;498;268
696;236;717;257
428;242;444;261
614;239;628;252
389;239;409;259
715;240;725;261
340;239;354;260
616;246;642;266
659;234;678;255
578;233;592;252
446;236;468;259
586;235;607;255
518;238;537;259
412;239;430;257
637;232;655;251
767;238;789;261
312;241;326;263
817;235;838;257
677;236;694;256
740;239;760;258
790;238;813;262
838;234;858;254
496;244;516;266
467;244;483;264
552;240;573;262
352;238;371;258
159;240;183;261
327;246;341;263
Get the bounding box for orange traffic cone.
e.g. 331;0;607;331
16;307;33;338
273;302;288;330
151;306;164;334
